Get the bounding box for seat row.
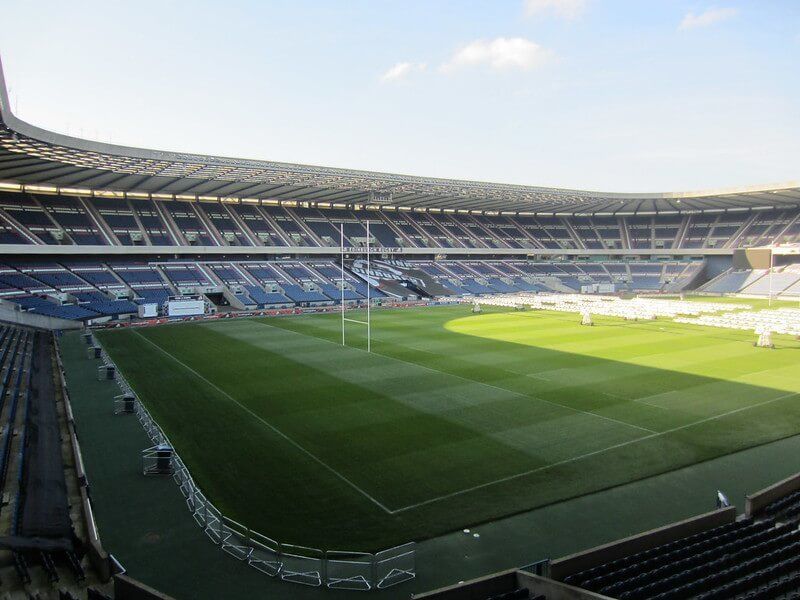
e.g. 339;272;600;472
612;527;800;599
584;520;781;594
564;519;761;588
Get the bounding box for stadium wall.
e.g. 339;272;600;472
745;472;800;517
734;248;773;270
113;575;178;600
0;301;83;329
412;569;611;600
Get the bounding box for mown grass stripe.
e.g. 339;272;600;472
255;319;658;435
130;329;395;514
391;390;799;513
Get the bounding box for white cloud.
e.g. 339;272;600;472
523;0;587;20
379;62;427;83
679;7;739;30
441;37;554;73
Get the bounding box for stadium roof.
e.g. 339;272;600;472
1;56;798;216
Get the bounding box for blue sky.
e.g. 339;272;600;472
1;0;798;192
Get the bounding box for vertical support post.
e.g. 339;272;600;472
341;223;345;346
769;246;774;307
367;220;371;353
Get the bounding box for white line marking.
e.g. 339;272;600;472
389;391;799;513
632;390;675;408
602;391;670;411
738;367;783;379
130;329;394;514
343;318;369;325
632;367;794;409
229;318;797;512
254;320;656;435
526;372;551;382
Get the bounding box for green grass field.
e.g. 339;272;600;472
96;302;800;551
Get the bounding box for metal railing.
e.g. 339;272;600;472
91;336;415;590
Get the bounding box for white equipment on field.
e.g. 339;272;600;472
464;293;744;320
677;308;800;336
755;328;774;349
472;301;482;314
581;310;593;326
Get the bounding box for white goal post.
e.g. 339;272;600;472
340;221;372;353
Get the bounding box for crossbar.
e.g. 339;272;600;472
343;318;369;325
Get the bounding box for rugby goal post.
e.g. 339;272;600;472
340;222;372;353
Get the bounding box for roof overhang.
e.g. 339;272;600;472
1;54;798;215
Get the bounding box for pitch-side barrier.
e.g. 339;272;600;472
86;334;416;591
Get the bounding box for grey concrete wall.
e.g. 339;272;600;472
518;573;616;600
412;570;614;600
114;575;177;600
0;303;83;330
746;471;800;517
411;569;519;599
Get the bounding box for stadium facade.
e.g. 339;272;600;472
0;55;799;326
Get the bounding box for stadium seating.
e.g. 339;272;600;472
21;269;85;289
701;270;766;294
65;264;122;289
461;279;497;294
351;282;385;298
0;327;87;585
73;291;109;303
0;190;795;318
742;269;800;295
562;518;800;600
134;288;171;306
281;284;330;303
81;300;139;317
5;295;55;310
161;264;211;287
30;304;100;320
319;283;362;301
0;255;710;319
238;285;285;306
0;191;797;250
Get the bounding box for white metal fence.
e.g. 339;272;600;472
90;335;416;591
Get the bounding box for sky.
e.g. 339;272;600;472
0;0;798;193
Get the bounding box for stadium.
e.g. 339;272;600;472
0;8;800;600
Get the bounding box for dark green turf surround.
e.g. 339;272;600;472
95;304;800;551
59;328;800;599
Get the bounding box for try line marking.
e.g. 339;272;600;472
129;330;394;515
389;390;799;513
